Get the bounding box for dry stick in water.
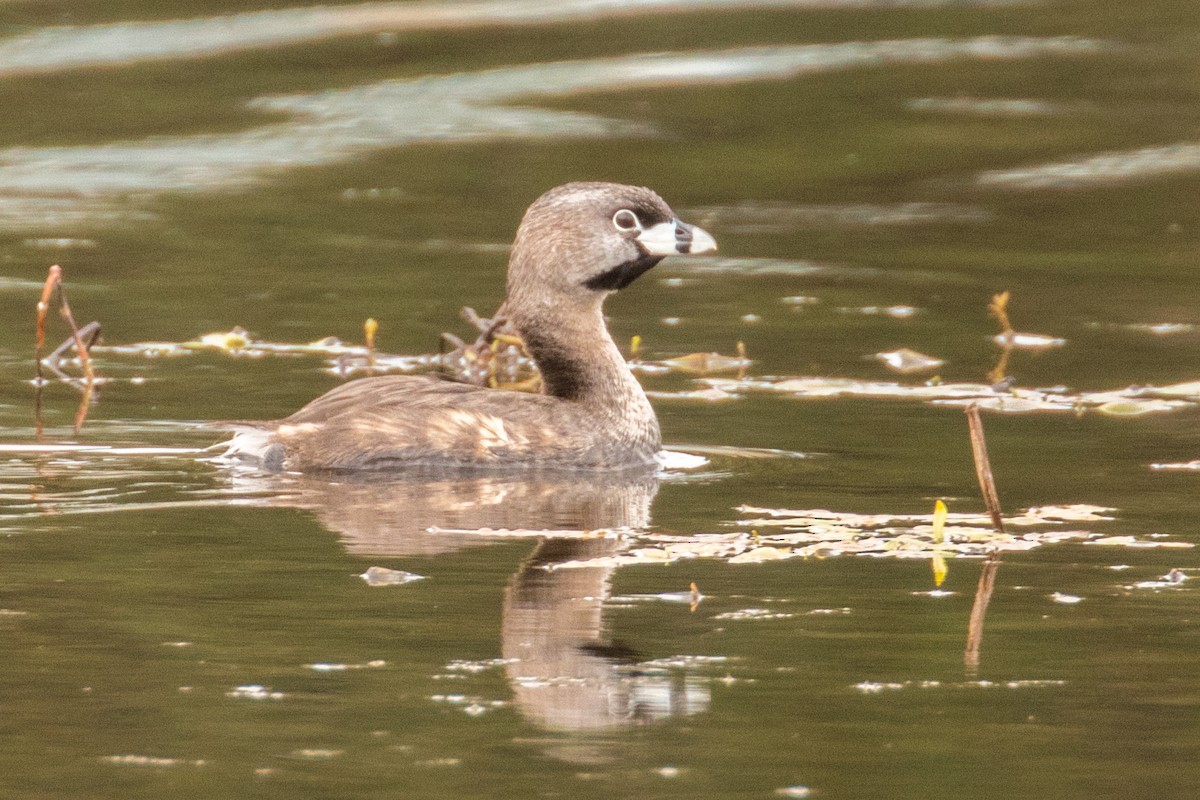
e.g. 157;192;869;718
963;401;1004;669
965;403;1004;533
33;267;58;436
33;265;99;434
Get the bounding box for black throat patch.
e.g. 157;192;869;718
583;251;665;292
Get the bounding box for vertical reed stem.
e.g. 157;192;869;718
965;403;1004;533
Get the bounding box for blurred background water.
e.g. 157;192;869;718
1;1;1199;797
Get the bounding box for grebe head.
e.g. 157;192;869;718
506;182;717;307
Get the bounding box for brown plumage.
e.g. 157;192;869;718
223;182;717;472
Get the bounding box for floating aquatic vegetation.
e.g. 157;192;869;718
1082;536;1191;549
700;374;1200;416
729;546;796;564
76;303;752;399
874;348;945;374
497;501;1183;572
1130;569;1188;590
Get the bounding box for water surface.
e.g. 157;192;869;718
1;1;1199;797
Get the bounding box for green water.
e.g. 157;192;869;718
2;1;1199;797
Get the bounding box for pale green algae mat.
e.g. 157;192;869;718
1;1;1200;797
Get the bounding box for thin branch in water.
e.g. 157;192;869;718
32;265;102;434
965;403;1004;533
53;271;96;387
34;265;60;386
963;403;1004;670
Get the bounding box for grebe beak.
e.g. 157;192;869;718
637;218;717;256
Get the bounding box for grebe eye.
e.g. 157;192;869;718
612;209;640;231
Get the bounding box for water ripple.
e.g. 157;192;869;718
0;0;1028;77
977;141;1200;189
0;36;1105;229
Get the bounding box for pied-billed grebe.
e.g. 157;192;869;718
225;182;716;472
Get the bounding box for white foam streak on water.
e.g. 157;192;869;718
0;37;1104;228
977;142;1200;189
0;0;1028;77
0;444;204;455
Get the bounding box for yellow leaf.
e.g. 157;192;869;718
931;499;948;544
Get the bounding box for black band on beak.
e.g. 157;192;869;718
674;220;696;254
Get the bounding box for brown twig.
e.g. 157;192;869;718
53;272;95;387
965;403;1004;533
33;265;100;435
34;265;61;386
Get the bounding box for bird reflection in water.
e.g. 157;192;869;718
226;466;712;737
